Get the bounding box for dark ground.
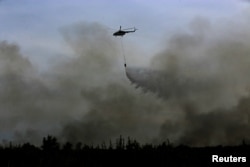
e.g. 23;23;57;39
1;135;249;167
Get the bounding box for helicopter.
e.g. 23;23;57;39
113;26;137;37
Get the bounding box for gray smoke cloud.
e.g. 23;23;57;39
0;23;167;146
159;98;250;146
1;15;250;147
126;17;250;146
56;23;167;145
0;41;51;144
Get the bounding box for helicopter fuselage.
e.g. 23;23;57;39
113;30;126;36
113;29;136;37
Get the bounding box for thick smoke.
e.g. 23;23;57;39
0;41;50;144
0;23;167;145
1;16;250;146
126;17;250;146
159;97;250;146
56;23;167;145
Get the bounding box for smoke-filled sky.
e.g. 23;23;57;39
1;0;250;146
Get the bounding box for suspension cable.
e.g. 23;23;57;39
120;37;127;68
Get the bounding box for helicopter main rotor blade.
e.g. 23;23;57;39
123;27;136;30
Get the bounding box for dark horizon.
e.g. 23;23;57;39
1;135;249;167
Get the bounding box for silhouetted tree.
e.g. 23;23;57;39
116;135;125;150
62;142;73;152
126;137;140;150
101;141;107;149
108;140;113;150
75;142;82;151
41;135;60;151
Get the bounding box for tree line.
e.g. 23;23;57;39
0;135;249;167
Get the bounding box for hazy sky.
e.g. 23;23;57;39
1;0;250;146
0;0;246;69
